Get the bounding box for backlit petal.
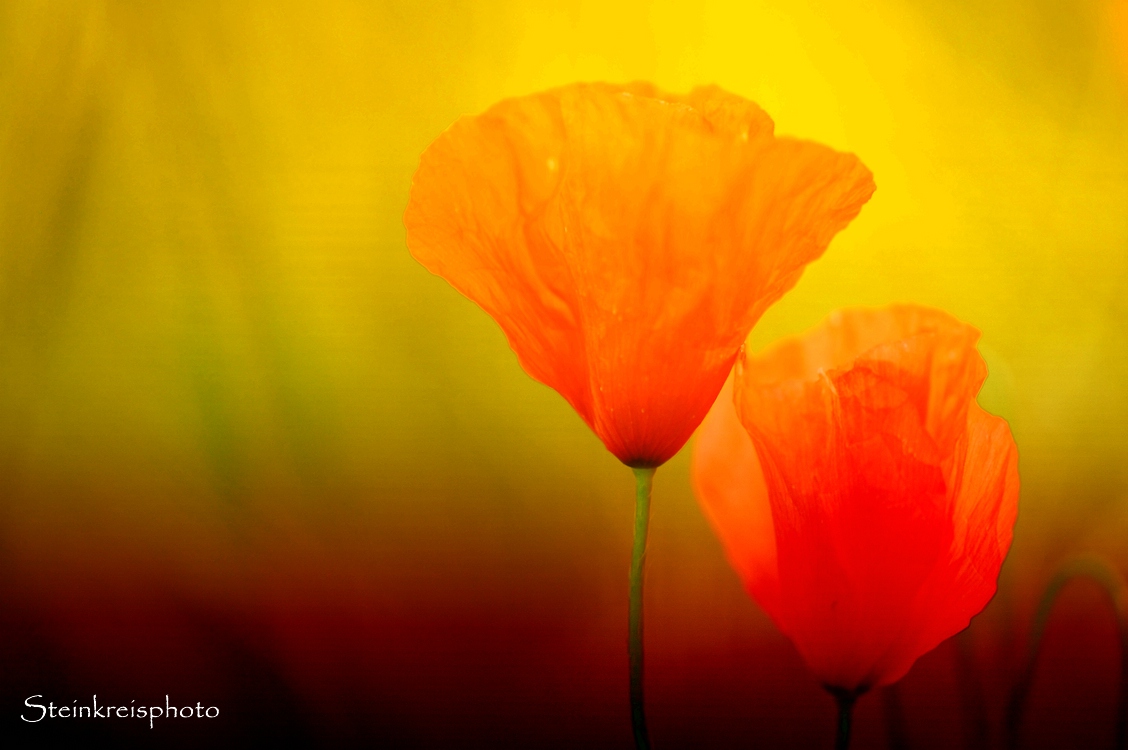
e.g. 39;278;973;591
695;305;1019;690
406;83;875;466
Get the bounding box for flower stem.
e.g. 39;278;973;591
834;691;857;750
1005;554;1128;750
629;466;656;750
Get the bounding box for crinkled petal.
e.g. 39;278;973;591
699;305;1019;690
406;83;874;466
866;403;1020;686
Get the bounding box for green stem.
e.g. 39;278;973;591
629;466;656;750
1005;554;1128;750
835;691;857;750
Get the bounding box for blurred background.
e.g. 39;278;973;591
1;0;1126;747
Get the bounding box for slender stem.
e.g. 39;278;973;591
629;466;656;750
835;691;857;750
1005;554;1128;750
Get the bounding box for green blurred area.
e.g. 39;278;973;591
0;0;1126;615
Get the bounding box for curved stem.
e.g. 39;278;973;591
1005;554;1128;750
629;466;656;750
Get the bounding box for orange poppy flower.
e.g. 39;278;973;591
693;305;1020;693
404;82;875;467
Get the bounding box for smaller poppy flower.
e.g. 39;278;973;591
693;305;1019;744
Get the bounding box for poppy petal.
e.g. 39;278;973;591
406;83;875;466
696;305;1020;690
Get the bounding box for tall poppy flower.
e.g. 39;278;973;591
405;82;874;748
693;305;1019;747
